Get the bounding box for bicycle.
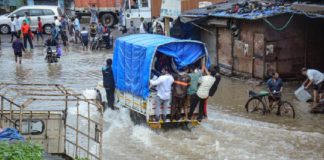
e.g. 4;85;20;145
245;90;295;118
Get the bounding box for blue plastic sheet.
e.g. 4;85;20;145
113;34;208;99
0;128;25;141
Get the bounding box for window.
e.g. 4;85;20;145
29;9;43;17
43;9;55;16
15;119;45;135
141;0;149;8
12;9;28;17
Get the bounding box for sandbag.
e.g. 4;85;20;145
294;86;312;102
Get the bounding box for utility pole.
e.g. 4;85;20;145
164;17;170;36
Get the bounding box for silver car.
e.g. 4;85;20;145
0;5;62;34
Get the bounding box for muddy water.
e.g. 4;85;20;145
0;38;323;159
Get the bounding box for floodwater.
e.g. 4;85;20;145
0;36;323;160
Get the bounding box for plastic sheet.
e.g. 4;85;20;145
0;128;25;141
113;34;209;99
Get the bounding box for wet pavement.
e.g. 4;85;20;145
0;33;323;159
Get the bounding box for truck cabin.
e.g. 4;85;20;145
0;83;104;159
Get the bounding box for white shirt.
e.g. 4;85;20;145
15;19;21;31
307;69;324;85
197;75;216;99
10;21;17;32
139;22;146;33
55;19;61;27
152;20;164;33
150;74;174;100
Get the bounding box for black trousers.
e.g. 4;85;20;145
105;88;115;110
23;34;33;49
188;94;205;120
171;96;185;120
11;32;17;42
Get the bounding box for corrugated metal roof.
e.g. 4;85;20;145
209;6;291;20
181;0;324;20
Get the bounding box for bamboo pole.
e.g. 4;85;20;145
164;17;170;36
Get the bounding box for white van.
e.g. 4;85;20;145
0;5;62;34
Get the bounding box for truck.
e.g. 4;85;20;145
74;0;123;26
95;34;210;129
73;0;224;27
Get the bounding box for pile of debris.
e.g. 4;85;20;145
226;0;287;14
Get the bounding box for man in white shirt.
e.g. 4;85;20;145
302;67;324;103
152;17;164;34
10;16;17;42
54;16;61;28
139;17;147;34
188;69;215;122
15;15;21;37
150;67;174;121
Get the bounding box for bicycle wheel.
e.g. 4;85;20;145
245;97;266;115
278;101;295;119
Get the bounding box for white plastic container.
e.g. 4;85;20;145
294;86;312;102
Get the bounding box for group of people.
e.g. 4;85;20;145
127;16;169;35
10;12;34;64
150;65;221;122
10;4;113;64
266;68;323;114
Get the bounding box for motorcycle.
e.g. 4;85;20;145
45;46;59;63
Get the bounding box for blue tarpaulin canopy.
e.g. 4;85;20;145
112;34;208;99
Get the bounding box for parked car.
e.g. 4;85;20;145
0;5;62;34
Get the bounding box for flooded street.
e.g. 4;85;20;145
0;35;323;159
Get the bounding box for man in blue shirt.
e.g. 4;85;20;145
102;59;115;110
266;72;283;113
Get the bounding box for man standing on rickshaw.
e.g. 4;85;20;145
266;72;283;114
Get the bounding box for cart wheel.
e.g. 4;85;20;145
245;97;266;115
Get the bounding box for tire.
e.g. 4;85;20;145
43;24;52;35
130;110;145;125
245;97;266;115
278;101;295;119
0;25;10;34
101;13;116;27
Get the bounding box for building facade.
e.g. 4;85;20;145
182;1;324;79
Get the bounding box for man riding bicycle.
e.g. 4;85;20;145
266;72;283;114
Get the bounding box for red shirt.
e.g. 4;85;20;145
21;23;30;35
37;21;43;32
